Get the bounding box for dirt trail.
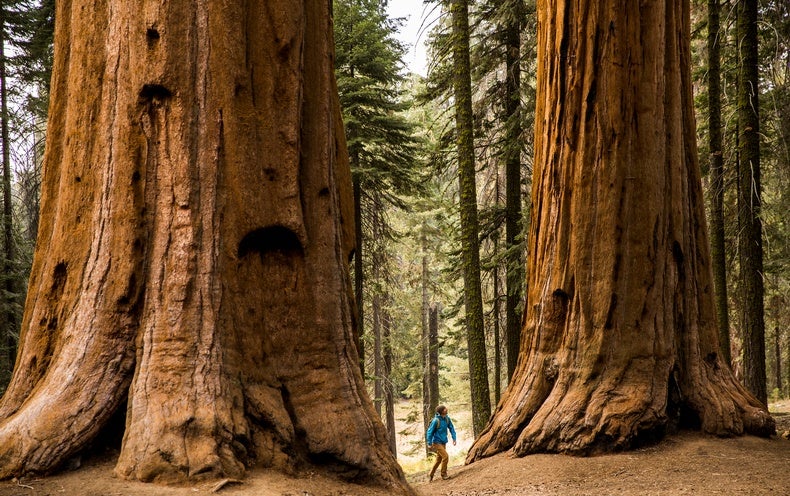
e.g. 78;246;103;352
0;403;787;496
414;431;790;495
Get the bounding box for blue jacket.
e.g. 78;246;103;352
426;413;457;445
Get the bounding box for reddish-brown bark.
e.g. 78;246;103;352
0;1;410;492
468;0;774;461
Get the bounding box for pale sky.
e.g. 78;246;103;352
386;0;440;76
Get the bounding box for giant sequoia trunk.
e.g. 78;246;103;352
0;0;410;491
467;0;774;461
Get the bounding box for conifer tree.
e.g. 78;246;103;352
756;0;790;399
0;1;15;380
737;0;767;406
706;0;730;365
0;0;55;387
333;0;421;374
451;0;491;437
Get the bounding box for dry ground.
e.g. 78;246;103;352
0;401;787;496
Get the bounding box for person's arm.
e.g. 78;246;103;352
426;418;437;446
448;417;457;444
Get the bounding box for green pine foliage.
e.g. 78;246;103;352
6;0;54;120
335;0;422;207
333;0;426;409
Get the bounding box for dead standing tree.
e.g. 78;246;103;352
468;0;774;461
0;0;411;491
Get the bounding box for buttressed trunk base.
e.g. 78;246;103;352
467;0;774;462
0;1;410;492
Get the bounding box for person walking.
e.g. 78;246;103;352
426;404;457;481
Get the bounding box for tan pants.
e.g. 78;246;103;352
430;443;449;478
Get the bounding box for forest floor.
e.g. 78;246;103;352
0;400;787;496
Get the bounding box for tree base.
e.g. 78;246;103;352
468;351;775;462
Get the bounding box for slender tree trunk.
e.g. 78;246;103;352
493;252;502;404
428;303;440;417
774;327;782;395
451;0;491;437
353;172;365;376
421;227;432;447
27;126;43;245
493;167;502;403
737;0;767;407
0;1;410;491
504;0;523;384
382;305;396;456
468;0;774;462
0;4;17;382
373;291;383;417
707;0;731;365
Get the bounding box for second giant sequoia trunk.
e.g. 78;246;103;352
0;0;410;491
467;0;774;460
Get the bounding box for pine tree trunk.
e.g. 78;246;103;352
373;292;383;417
493;255;502;404
382;305;396;456
707;0;731;365
504;0;523;384
494;167;502;402
736;0;767;407
0;4;17;383
421;229;432;448
0;1;410;491
468;0;774;461
428;303;440;419
451;0;491;437
353;173;365;376
774;327;782;395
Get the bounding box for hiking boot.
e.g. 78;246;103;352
441;474;450;480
